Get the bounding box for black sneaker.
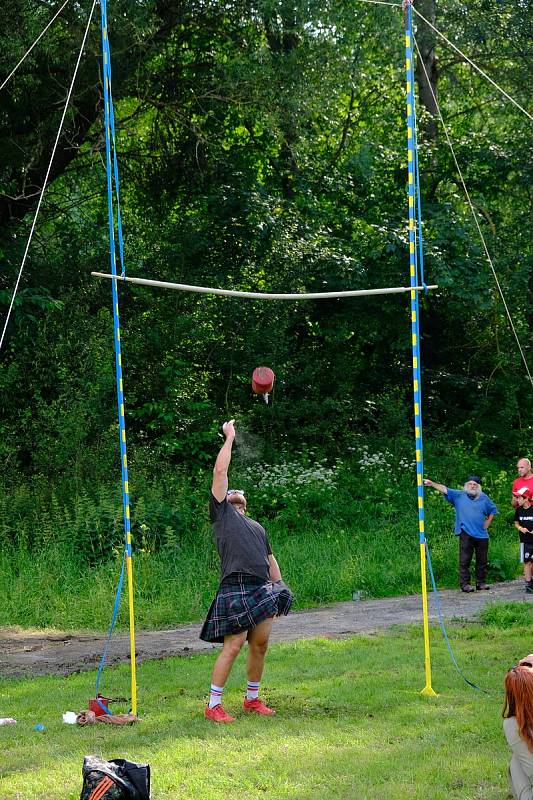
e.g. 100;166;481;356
526;582;533;594
476;583;490;590
461;585;475;593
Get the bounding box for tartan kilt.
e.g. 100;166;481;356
200;572;293;643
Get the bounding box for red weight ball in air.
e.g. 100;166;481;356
252;366;275;395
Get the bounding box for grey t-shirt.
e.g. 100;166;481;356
209;494;272;582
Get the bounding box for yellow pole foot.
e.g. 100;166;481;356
420;685;438;697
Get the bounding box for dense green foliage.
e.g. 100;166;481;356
1;0;532;473
0;1;531;617
1;614;532;798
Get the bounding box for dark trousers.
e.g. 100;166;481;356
459;531;489;587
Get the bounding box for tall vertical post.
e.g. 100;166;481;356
100;0;137;715
404;0;436;696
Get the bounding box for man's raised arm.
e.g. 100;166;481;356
212;420;236;501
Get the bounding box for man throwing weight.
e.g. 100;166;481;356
200;420;293;722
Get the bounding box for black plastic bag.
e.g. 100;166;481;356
80;755;150;800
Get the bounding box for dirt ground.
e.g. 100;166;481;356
0;580;530;679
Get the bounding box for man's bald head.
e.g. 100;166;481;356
517;458;532;478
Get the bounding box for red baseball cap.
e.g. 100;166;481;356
514;487;533;500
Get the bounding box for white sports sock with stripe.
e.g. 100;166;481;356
208;684;224;708
246;681;260;700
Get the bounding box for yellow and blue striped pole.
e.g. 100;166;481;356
404;0;436;697
100;0;137;715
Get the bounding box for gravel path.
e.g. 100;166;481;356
0;580;530;678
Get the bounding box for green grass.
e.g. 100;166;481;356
0;517;521;630
1;612;530;799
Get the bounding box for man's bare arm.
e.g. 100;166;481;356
423;479;448;495
211;420;236;502
268;554;282;582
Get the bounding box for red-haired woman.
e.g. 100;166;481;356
503;656;533;799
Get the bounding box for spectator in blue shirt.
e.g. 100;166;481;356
424;475;498;593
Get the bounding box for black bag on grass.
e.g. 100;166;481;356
80;755;150;800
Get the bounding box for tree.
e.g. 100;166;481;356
0;0;531;479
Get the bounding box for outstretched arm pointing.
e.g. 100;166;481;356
423;478;448;495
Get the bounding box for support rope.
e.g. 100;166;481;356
91;272;437;300
98;0;137;716
350;0;532;122
409;30;512;694
101;27;127;277
94;554;126;713
404;0;436;697
414;35;533;388
424;542;487;693
412;7;532;122
0;0;98;354
411;92;427;293
0;0;70;92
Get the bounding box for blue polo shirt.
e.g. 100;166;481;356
444;488;498;539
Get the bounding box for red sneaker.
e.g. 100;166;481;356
204;704;236;723
243;697;275;716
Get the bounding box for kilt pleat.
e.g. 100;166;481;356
200;573;293;643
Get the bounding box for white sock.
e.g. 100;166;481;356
247;681;260;700
209;684;224;708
